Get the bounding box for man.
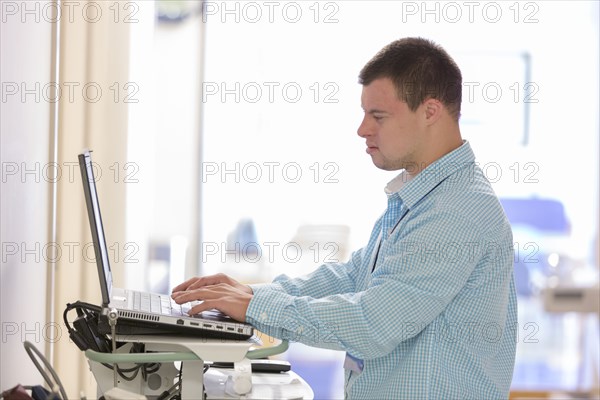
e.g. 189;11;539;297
172;37;518;399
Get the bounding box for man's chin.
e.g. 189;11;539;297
370;157;403;172
371;159;394;171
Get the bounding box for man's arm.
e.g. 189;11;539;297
170;248;365;322
246;210;513;360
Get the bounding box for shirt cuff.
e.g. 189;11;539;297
247;283;273;294
246;287;292;328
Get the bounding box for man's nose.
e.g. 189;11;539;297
357;115;372;138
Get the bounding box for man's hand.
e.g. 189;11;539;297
172;273;253;295
171;273;253;322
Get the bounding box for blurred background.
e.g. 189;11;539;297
2;1;599;399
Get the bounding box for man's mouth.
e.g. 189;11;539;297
366;144;378;154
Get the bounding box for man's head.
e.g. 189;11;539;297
357;38;464;174
359;37;462;121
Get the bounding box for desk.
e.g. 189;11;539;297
85;335;313;399
204;368;313;399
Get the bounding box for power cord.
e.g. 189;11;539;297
63;302;162;385
63;301;111;352
23;341;67;400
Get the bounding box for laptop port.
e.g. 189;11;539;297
227;327;234;331
203;324;212;328
176;319;184;325
216;325;223;329
190;322;199;326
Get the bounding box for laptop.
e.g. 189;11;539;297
78;150;254;340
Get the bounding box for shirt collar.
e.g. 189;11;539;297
384;171;413;195
384;140;476;208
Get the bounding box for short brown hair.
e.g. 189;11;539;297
359;37;462;120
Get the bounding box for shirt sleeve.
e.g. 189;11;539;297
246;209;496;360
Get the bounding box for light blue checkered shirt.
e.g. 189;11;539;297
247;141;518;399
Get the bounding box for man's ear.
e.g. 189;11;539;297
422;98;443;126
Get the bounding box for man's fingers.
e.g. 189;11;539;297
187;276;222;290
170;291;187;303
171;289;203;304
171;277;200;293
172;273;233;293
170;283;251;322
189;300;217;316
171;284;228;304
172;276;216;293
171;290;218;315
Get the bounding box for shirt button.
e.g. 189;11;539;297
260;312;268;322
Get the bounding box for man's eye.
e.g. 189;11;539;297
373;115;384;121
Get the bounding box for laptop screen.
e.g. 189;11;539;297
78;150;112;306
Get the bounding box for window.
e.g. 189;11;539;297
128;2;599;397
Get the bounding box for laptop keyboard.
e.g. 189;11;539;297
129;291;197;316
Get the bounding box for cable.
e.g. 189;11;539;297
23;341;68;400
156;380;181;400
63;301;110;352
62;301;102;328
63;302;162;384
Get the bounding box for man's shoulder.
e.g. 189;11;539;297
436;176;509;235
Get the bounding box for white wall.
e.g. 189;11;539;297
0;0;53;390
1;1;132;396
